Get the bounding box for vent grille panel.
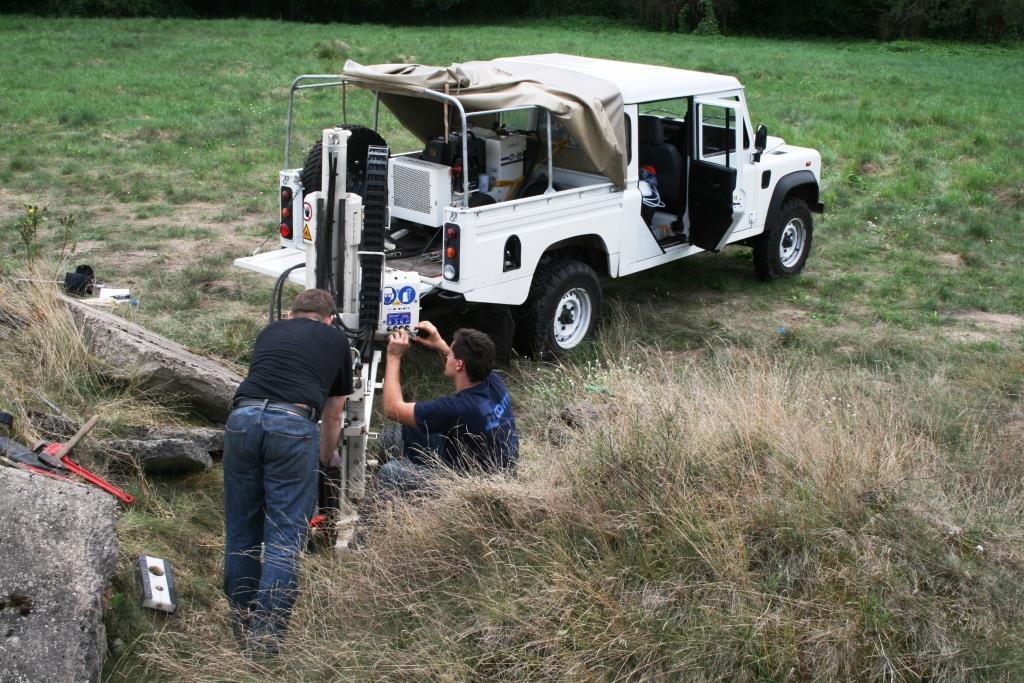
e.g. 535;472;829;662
393;164;433;213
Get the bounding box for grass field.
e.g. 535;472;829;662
1;15;1022;682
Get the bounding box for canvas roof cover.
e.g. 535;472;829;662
341;57;627;188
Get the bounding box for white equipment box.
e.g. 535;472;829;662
389;156;452;227
379;269;422;332
473;127;527;202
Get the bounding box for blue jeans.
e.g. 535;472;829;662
222;405;319;647
376;425;445;493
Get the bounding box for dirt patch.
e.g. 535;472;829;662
72;240;104;254
165;202;228;228
945;330;993;343
936;252;965;269
0;188;51;222
859;161;880;175
943;311;1024;343
776;307;813;325
955;312;1024;334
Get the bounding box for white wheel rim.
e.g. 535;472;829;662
553;287;592;349
779;217;806;269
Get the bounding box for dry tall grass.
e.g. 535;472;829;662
139;338;1024;681
0;266;180;440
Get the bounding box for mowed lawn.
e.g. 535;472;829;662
0;16;1022;682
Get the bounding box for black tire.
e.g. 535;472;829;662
299;124;387;198
376;422;403;464
753;198;813;281
515;258;602;358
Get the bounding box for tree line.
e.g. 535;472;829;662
5;0;1022;41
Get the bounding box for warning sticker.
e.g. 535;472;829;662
302;224;312;242
397;286;417;304
303;201;313;221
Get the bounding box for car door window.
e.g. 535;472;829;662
699;104;737;167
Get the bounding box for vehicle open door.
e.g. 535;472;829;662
687;98;744;252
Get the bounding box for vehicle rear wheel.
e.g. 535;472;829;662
515;258;602;358
299;124;387;197
753;198;813;280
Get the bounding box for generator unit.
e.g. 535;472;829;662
388;156;452;227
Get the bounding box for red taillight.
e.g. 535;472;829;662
280;184;295;240
443;222;460;281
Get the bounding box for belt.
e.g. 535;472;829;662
231;398;318;422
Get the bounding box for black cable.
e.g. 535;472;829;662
409;227;443;268
268;263;305;323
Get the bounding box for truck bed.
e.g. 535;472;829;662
386;251;443;278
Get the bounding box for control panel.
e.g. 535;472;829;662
378;269;421;334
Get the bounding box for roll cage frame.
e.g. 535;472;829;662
283;75;557;207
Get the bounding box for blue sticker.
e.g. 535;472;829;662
387;312;412;326
397;286;417;305
382;287;397;305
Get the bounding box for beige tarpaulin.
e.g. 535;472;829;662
341;59;627;188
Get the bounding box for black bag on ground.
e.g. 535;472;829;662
63;265;94;295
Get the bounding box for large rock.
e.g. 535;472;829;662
124;425;224;453
106;437;212;474
0;467;119;683
559;401;617;430
59;294;242;422
107;425;222;475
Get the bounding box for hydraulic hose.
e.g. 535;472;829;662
268;263;305;323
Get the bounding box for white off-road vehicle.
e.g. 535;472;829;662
239;54;823;359
234;54;823;545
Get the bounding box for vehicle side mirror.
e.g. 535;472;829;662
753;124;768;162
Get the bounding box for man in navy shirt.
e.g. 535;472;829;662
380;321;518;490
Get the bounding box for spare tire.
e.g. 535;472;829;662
299;124;387;197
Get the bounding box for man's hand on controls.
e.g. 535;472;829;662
413;321;447;354
387;328;413;358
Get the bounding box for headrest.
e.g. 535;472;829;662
638;115;665;146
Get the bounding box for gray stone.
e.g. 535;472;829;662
0;467;118;683
59;293;243;422
106;425;223;475
559;402;617;430
27;412;80;442
124;425;223;454
106;437;213;475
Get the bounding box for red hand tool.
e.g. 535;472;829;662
34;415;135;505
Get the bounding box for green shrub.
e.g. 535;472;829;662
693;0;719;35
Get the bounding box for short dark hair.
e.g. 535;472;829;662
451;329;494;383
290;289;336;318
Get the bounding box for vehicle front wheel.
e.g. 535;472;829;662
753;198;813;280
515;258;602;358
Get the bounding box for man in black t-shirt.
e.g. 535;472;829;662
223;288;353;654
380;321;518;491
